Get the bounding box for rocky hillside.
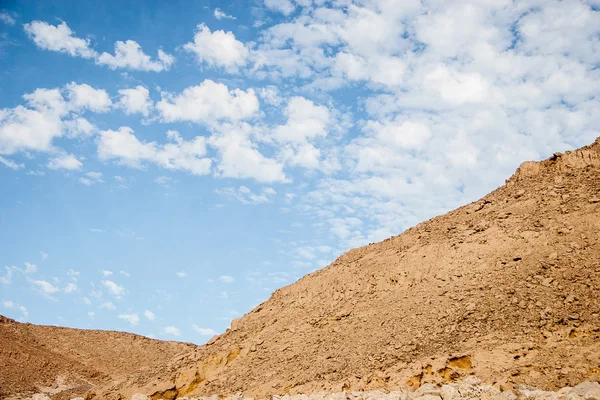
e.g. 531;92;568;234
0;315;195;400
93;138;600;400
3;138;600;400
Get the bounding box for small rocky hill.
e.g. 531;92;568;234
94;138;600;400
0;315;195;399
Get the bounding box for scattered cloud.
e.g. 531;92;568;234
40;251;48;260
2;300;28;320
0;12;15;26
183;24;248;72
90;228;105;233
215;185;277;204
118;313;140;326
24;20;97;59
144;310;155;320
219;275;234;283
99;301;115;310
97;128;212;176
31;279;59;297
97;40;174;72
0;156;24;170
163;325;180;336
118;86;153;116
64;282;77;293
192;324;217;336
23;262;36;273
176;271;186;278
47;154;83;170
214;8;236;20
156;80;258;123
101;280;125;297
102;270;113;276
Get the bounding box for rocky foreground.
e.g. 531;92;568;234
29;378;600;400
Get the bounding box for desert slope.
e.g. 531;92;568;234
94;138;600;400
0;315;195;399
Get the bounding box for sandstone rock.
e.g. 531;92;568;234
32;395;51;400
440;385;459;400
131;394;150;400
572;383;600;397
416;384;441;397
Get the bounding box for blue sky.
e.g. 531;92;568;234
0;0;599;344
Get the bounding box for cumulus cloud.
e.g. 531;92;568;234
24;20;174;72
65;82;112;113
175;271;186;278
102;270;113;276
97;40;174;72
97;128;212;175
118;313;140;326
183;24;248;71
102;280;125;297
23;262;37;274
264;0;295;16
117;86;152;116
47;154;82;170
192;324;218;336
209;122;288;183
156;80;258;123
31;279;59;297
24;21;97;58
144;310;155;320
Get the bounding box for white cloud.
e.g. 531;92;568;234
65;82;112;113
79;177;92;186
2;300;28;319
47;153;82;170
209;123;288;183
97;128;212;175
163;326;181;336
31;279;59;296
175;271;186;278
118;86;152;116
118;313;140;326
64;283;77;293
102;270;113;276
0;12;15;25
156;80;258;123
99;301;115;310
264;0;295;15
101;280;125;297
192;324;218;336
88;311;95;319
120;270;131;277
24;21;97;59
214;8;236;20
144;310;155;320
215;185;277;204
0;156;24;170
90;228;105;233
154;176;173;186
23;262;37;273
97;40;174;72
63;117;96;138
219;275;234;283
183;24;249;72
83;297;91;306
0;266;14;284
40;251;48;260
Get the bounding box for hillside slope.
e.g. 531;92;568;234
94;138;600;400
0;315;195;399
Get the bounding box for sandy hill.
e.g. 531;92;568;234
3;138;600;400
0;315;195;399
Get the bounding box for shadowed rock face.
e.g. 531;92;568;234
4;138;600;400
